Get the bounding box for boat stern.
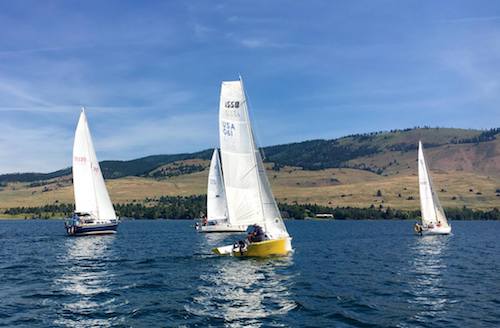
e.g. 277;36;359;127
212;237;292;257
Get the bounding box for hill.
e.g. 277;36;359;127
1;127;498;182
0;127;499;213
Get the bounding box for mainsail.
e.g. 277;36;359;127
418;141;448;227
207;149;229;222
72;109;116;222
219;79;288;239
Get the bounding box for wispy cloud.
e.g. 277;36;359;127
0;0;499;173
239;37;294;49
96;112;216;158
441;15;500;23
0;122;72;173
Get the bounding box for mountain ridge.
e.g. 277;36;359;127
1;127;498;184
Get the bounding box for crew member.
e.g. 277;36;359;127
248;224;265;243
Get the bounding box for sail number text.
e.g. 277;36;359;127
225;101;240;108
222;121;235;137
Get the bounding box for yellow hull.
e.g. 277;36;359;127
213;238;292;257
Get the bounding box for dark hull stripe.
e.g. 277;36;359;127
67;224;118;236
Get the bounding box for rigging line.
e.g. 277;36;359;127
240;76;267;161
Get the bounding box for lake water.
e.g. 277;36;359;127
0;220;499;327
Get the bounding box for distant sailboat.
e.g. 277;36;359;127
65;108;118;236
212;78;292;256
196;149;247;233
414;141;451;235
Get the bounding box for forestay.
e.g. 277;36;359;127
418;141;448;227
73;109;116;222
207;149;229;222
219;80;288;239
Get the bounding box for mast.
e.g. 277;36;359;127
419;141;437;222
83;108;100;219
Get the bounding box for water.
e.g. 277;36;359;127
0;220;499;327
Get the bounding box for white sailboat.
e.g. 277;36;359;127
197;149;247;233
65;108;118;236
414;141;451;235
212;78;292;257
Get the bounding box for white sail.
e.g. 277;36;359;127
207;149;229;222
72;109;116;223
418;141;448;228
219;79;288;239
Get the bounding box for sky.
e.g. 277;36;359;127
0;0;499;173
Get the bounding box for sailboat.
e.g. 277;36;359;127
65;108;118;236
196;149;247;233
414;141;451;235
212;78;292;257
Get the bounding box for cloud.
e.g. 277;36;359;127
239;38;284;49
96;111;217;158
441;15;500;24
0;122;72;173
0;0;499;174
0;79;55;107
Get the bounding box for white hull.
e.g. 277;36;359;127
421;226;452;235
197;223;247;233
75;230;117;236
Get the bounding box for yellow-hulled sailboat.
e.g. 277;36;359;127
212;78;292;257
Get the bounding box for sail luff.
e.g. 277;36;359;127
84;115;101;219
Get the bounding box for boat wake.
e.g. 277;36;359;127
186;257;296;326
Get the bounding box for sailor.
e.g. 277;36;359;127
414;223;423;236
248;224;265;243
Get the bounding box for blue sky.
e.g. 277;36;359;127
0;0;499;173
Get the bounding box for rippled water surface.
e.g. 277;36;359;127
0;220;499;327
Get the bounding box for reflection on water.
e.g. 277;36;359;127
203;232;236;246
408;235;450;323
53;235;119;327
188;235;296;327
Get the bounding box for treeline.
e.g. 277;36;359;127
445;207;500;220
453;127;500;144
264;140;380;170
115;195;205;219
0;168;71;184
3;197;499;220
280;203;500;220
279;203;419;220
4;203;74;218
149;163;206;179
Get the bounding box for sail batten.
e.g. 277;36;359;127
72;110;116;223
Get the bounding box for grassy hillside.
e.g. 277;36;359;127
0;127;498;213
0;163;498;212
2;127;497;183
